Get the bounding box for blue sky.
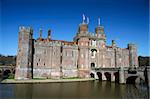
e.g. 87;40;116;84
0;0;149;56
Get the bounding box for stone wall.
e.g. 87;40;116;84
62;45;78;78
33;40;79;79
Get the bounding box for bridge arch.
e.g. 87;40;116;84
3;69;11;76
104;72;111;81
126;76;138;84
13;69;15;74
126;75;145;84
90;73;95;78
97;72;102;80
2;69;12;79
114;72;119;83
0;66;15;79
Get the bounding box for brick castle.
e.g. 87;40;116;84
15;16;138;79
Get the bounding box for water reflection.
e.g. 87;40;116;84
0;81;149;99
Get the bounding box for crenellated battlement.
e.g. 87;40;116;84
19;26;33;33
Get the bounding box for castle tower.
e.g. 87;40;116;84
76;15;90;78
128;43;138;68
15;26;33;79
95;18;106;48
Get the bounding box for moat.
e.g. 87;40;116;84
0;81;149;99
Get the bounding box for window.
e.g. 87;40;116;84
91;49;97;58
92;40;96;46
91;63;95;69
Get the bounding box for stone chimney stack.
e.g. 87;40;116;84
39;28;42;39
48;29;51;39
112;40;116;47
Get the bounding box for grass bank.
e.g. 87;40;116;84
1;78;95;84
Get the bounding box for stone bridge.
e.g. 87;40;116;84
90;66;150;85
0;66;15;78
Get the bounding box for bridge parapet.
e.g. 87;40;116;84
0;66;15;69
95;67;120;71
91;66;148;85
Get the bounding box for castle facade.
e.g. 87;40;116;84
15;17;138;79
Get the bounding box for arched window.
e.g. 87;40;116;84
91;63;95;69
91;49;97;58
92;40;96;46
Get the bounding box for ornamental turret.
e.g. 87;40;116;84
78;14;89;34
95;18;105;34
95;18;106;48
